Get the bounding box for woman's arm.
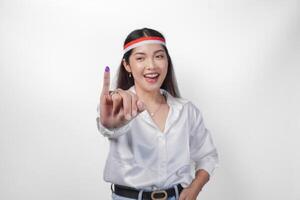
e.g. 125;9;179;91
179;169;209;200
190;169;210;192
180;103;219;200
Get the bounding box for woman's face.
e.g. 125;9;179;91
124;43;168;93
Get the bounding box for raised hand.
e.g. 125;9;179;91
99;66;145;129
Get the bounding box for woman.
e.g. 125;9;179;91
97;28;219;200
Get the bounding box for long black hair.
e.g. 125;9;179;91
116;28;180;97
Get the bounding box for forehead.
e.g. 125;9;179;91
131;43;165;54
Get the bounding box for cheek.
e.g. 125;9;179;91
160;67;168;82
161;62;168;75
162;59;168;69
131;67;144;79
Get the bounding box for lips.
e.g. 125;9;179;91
144;73;159;78
144;72;160;83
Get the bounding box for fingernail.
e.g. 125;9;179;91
126;114;132;120
137;101;145;110
105;66;110;72
132;111;137;117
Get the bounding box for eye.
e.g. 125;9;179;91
136;57;144;61
156;54;164;59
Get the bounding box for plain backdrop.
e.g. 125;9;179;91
1;0;299;199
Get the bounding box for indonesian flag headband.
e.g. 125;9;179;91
123;36;166;54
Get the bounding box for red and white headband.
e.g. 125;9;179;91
123;36;166;54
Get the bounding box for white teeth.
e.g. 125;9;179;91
144;73;159;78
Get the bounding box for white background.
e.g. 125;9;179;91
1;0;299;199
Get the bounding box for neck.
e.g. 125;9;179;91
134;86;164;106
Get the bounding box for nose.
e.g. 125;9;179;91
146;58;156;69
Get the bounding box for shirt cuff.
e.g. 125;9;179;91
96;117;130;139
194;157;219;177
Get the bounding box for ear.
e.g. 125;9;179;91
123;59;131;73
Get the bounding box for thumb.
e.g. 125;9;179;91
178;190;187;200
137;100;145;112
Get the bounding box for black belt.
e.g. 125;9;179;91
113;184;184;200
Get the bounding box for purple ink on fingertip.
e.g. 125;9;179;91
105;66;110;72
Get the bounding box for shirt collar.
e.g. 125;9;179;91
128;86;184;133
128;85;183;112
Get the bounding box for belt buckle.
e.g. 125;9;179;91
151;190;167;200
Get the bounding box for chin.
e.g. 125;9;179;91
137;82;163;93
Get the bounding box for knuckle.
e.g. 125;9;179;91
116;88;123;93
111;94;119;101
123;93;131;103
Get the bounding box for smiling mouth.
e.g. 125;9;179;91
144;73;160;79
143;73;160;83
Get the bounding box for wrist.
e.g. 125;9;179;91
189;169;210;193
189;179;203;193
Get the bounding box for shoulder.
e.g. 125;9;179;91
183;100;203;118
165;91;203;117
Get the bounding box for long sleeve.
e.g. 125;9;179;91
189;104;219;177
96;104;130;139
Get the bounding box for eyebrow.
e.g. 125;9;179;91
133;49;165;56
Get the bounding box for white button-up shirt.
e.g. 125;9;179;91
96;86;219;190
